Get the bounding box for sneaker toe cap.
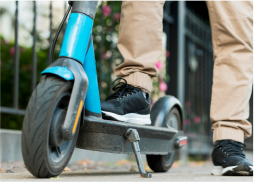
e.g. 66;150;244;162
222;156;253;168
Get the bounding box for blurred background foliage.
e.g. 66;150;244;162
1;1;167;130
1;36;48;129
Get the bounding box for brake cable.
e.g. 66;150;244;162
49;2;73;65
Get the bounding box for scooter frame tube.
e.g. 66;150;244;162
83;39;102;117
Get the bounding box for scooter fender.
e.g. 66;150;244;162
151;95;183;128
41;66;74;81
150;96;187;151
41;57;88;141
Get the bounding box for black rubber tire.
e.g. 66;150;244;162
147;107;181;172
21;76;79;178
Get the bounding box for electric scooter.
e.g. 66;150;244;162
21;1;187;178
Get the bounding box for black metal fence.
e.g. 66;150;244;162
165;1;253;152
1;2;51;115
1;1;25;115
166;1;208;153
184;8;214;154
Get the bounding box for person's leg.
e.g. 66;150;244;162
207;1;253;175
101;1;164;124
115;1;165;93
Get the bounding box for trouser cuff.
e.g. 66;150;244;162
213;127;244;144
122;72;153;93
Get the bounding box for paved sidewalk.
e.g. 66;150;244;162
1;159;253;181
0;129;130;163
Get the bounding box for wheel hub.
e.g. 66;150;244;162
166;114;179;130
49;109;66;147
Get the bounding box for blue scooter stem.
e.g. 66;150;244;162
59;13;93;64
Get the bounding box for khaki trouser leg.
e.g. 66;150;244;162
206;1;253;143
115;1;165;93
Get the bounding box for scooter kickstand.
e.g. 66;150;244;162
125;128;152;178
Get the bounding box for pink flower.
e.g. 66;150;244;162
194;116;201;124
155;60;163;70
159;82;167;92
10;47;15;55
102;5;111;16
166;51;170;57
102;53;108;59
114;13;120;20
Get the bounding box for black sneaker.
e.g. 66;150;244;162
101;78;151;125
211;140;253;176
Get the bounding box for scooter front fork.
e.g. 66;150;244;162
42;1;100;141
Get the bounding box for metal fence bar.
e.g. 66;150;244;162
13;1;19;109
62;1;67;34
185;9;212;52
48;1;53;65
99;3;104;95
163;13;174;24
64;1;66;15
185;29;212;52
176;1;186;106
186;9;211;32
183;5;214;154
32;1;37;91
163;1;174;24
163;2;174;25
109;1;115;91
0;107;25;115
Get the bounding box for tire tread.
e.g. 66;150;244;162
22;76;77;178
147;107;181;172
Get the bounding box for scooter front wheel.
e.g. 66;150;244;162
21;76;79;178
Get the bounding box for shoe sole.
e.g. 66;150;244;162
102;111;151;125
211;162;253;176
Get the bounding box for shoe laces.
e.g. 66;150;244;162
105;78;141;101
215;140;246;158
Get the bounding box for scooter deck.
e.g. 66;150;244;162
76;116;184;155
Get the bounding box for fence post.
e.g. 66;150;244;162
167;1;188;163
177;1;188;164
99;4;104;97
13;1;19;109
167;1;186;105
176;1;186;106
32;1;37;91
48;1;53;65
